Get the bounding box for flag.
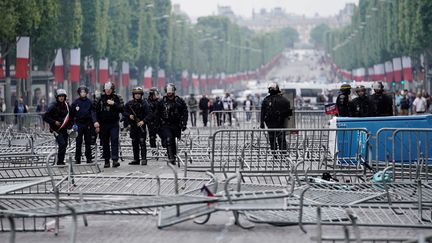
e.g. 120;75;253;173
392;57;402;82
402;56;412;81
54;49;64;83
368;67;375;81
385;61;394;82
192;73;199;89
99;58;109;84
181;70;189;89
157;69;165;90
16;37;30;79
144;67;152;89
70;48;80;83
374;64;385;81
0;53;4;79
122;62;129;87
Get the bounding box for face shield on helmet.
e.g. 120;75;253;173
149;87;160;99
372;82;384;91
132;87;144;99
356;85;366;96
340;84;351;95
165;83;176;96
268;82;280;94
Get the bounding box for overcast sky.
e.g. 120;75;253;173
171;0;358;18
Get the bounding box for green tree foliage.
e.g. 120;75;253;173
310;23;330;48
326;0;432;70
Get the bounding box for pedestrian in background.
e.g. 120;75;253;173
187;93;198;127
413;92;427;115
199;94;210;127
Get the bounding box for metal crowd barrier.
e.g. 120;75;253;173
0;112;46;132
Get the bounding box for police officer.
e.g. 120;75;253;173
92;82;124;168
349;85;372;117
370;81;393;116
155;83;188;165
336;84;351;117
147;87;161;148
43;89;71;165
124;87;150;165
71;86;93;164
260;83;292;151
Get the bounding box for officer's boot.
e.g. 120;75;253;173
167;144;176;165
104;159;110;168
140;144;147;165
129;139;140;165
112;160;120;168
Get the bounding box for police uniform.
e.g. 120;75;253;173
71;87;93;164
43;89;71;165
336;84;351;117
260;83;292;151
147;88;161;148
350;96;373;117
370;82;393;116
124;87;151;165
155;84;188;165
92;82;124;168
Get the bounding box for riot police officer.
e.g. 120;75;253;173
92;82;124;168
349;85;372;117
71;86;93;164
124;87;151;165
370;81;393;116
147;87;161;148
43;89;71;165
155;83;188;165
260;83;292;151
336;84;351;117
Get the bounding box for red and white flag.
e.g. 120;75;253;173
402;56;412;81
374;64;385;81
181;70;189;89
368;67;375;81
70;48;80;83
157;69;165;90
99;58;109;84
0;52;4;79
121;61;129;87
144;67;152;89
54;49;64;83
192;73;199;89
392;57;402;82
16;37;30;79
385;61;394;82
200;74;207;90
84;56;96;84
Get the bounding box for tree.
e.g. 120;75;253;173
310;24;330;48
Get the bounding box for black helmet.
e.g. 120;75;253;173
104;81;115;91
132;86;144;95
55;89;67;98
149;87;160;97
355;85;366;94
340;84;352;91
165;83;176;94
77;86;89;94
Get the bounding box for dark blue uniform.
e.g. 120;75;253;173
43;101;71;165
124;98;151;163
147;97;161;148
71;97;93;163
92;93;124;165
155;95;188;164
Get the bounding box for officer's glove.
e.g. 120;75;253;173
72;124;78;132
260;123;265;129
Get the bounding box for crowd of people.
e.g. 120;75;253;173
336;81;431;117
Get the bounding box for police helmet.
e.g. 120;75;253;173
372;81;384;91
355;85;366;94
56;89;67;98
149;87;160;97
104;81;115;91
132;86;144;95
77;86;89;95
268;82;280;92
165;83;176;94
340;84;352;91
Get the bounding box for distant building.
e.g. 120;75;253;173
217;5;237;22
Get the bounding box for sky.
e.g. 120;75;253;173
171;0;358;18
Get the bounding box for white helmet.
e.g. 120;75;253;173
55;89;67;98
268;82;280;92
372;81;384;90
104;81;115;91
